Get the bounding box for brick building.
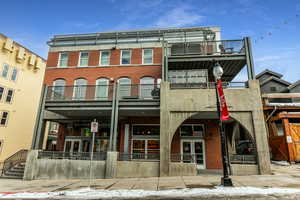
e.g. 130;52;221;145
24;27;271;180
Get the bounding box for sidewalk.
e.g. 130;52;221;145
0;164;299;199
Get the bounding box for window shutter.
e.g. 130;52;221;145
3;38;13;52
16;47;25;63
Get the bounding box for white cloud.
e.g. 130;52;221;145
154;6;205;27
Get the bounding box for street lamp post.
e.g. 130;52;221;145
213;63;233;187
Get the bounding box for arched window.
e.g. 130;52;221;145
118;77;131;98
95;78;109;100
73;78;87;100
52;79;66;100
140;77;154;98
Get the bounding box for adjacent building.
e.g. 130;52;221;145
257;69;300;163
0;34;46;167
23;27;270;180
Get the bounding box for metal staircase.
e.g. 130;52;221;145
1;149;28;179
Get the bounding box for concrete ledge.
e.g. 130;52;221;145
231;164;259;175
169;163;197;176
116;161;159;178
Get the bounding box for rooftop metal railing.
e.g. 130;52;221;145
170;82;247;89
169;40;245;56
37;151;107;161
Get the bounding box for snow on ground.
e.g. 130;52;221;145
1;187;300;199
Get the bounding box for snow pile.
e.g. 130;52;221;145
1;187;300;199
271;160;291;166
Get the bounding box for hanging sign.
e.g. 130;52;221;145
216;79;230;121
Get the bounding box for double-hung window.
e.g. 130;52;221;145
0;111;9;126
0;87;4;101
5;89;14;103
10;68;18;82
1;64;9;78
79;52;89;67
58;52;68;67
95;78;109;100
143;49;153;64
121;50;131;65
100;51;110;66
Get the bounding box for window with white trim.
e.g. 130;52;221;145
58;52;68;67
73;78;87;100
121;50;131;65
0;87;4;101
5;89;14;103
53;79;66;100
143;49;153;64
95;78;109;100
180;124;205;138
10;68;18;82
118;77;131;98
100;51;110;66
140;77;154;98
79;52;89;67
0;111;9;126
1;64;9;78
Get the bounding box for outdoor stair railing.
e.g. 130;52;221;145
1;149;28;176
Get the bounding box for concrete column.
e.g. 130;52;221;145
160;82;171;176
248;80;271;174
23;150;39;180
105;151;118;178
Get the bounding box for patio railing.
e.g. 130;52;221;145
169;40;245;56
46;84;160;101
37;151;107;161
118;152;160;161
230;154;257;164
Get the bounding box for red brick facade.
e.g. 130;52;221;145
45;48;162;85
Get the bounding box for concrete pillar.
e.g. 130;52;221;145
105;151;118;178
160;82;171;176
248;80;271;174
23;150;39;180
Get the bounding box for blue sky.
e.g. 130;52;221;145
1;0;300;82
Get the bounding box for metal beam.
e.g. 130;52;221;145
32;85;48;149
109;82;117;151
244;37;255;80
113;84;120;151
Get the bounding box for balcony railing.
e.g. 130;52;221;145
37;151;107;161
118;152;160;161
169;40;245;56
170;82;247;89
46;84;160;101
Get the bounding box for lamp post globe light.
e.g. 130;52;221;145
213;62;233;187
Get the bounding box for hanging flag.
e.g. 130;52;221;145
216;79;230;121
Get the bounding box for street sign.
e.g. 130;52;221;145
91;121;98;133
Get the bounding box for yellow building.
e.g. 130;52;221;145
0;33;46;165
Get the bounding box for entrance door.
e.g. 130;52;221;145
64;139;81;154
181;140;205;169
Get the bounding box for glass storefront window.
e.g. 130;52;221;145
180;124;205;137
132;125;159;136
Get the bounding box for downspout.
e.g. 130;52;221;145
266;106;277;122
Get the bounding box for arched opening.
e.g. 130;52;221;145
169;112;256;174
225;118;257;164
73;78;87;100
118;77;131;98
52;79;66;100
95;78;109;100
140;77;154;99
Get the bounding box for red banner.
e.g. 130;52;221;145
216;79;230;121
